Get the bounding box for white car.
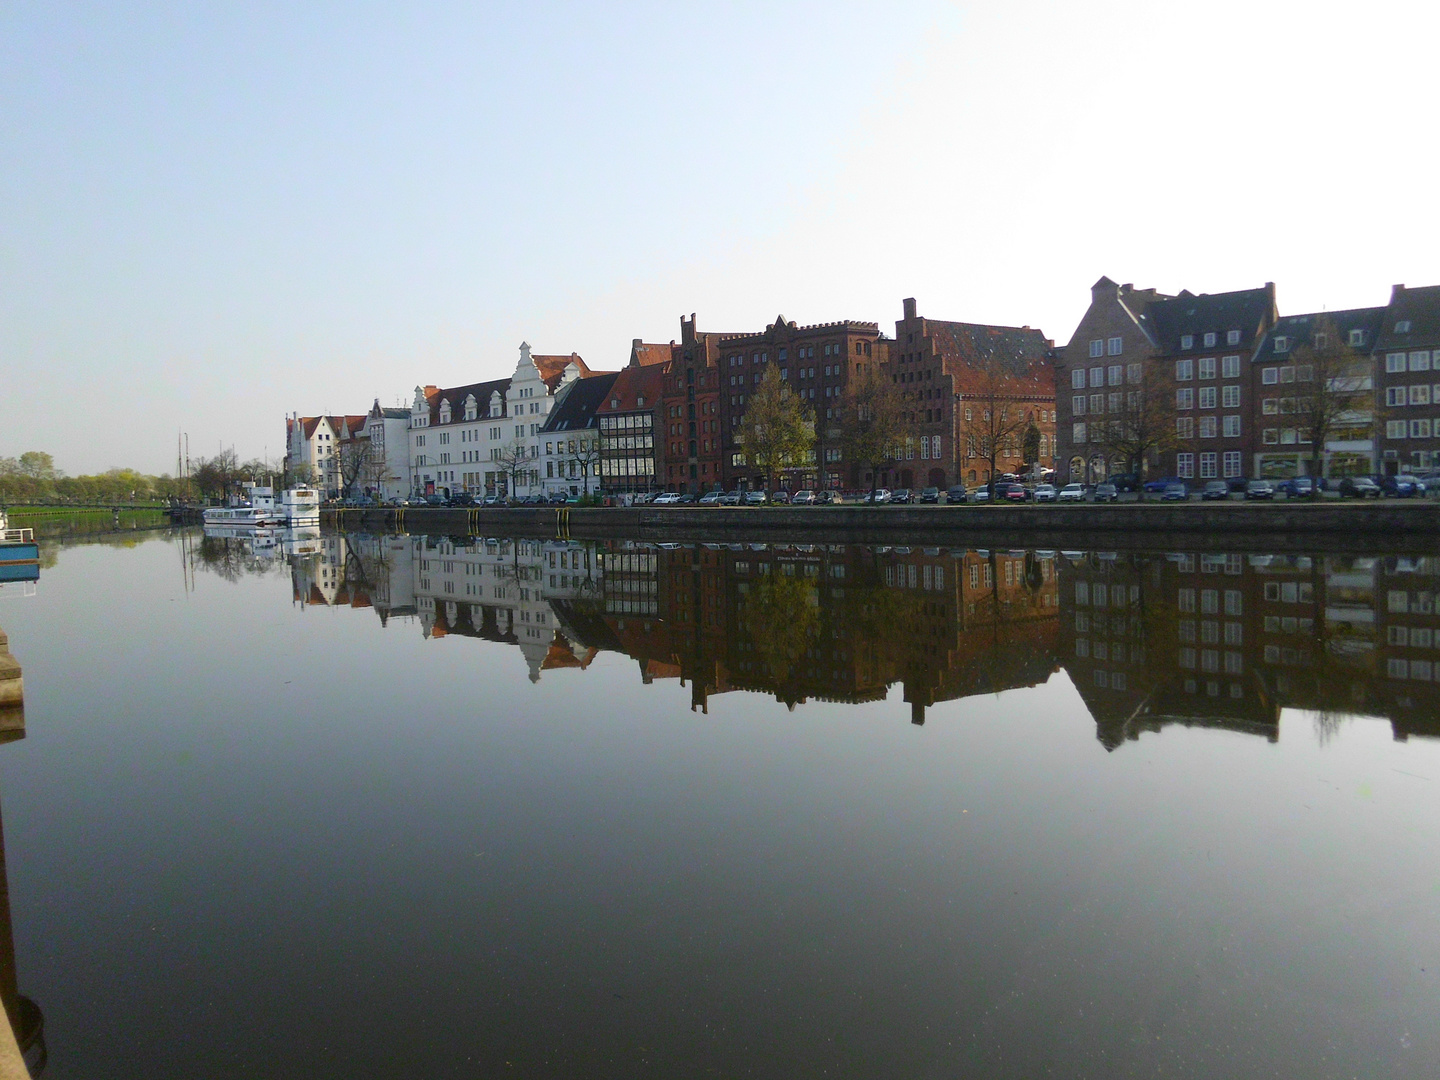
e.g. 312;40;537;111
1033;483;1058;502
651;492;682;505
865;488;892;504
971;487;991;503
698;490;723;505
1057;483;1086;502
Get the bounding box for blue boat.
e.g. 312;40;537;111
0;511;40;583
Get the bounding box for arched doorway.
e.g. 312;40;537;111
1068;456;1084;483
1087;455;1106;484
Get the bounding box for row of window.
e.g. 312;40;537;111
1385;420;1436;439
1179;330;1243;350
1176;416;1243;438
1176;386;1242;410
1386;351;1434;373
1175;452;1245;479
1176;356;1243;381
1384;385;1440;407
1072;363;1141;389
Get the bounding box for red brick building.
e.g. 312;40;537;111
661;315;728;493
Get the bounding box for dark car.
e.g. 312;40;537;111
1201;480;1229;501
1245;479;1275;500
814;490;838;504
1338;476;1381;498
891;488;912;504
1276;476;1319;498
919;486;940;504
1093;482;1118;503
447;492;477;507
1143;475;1183;494
425;494;447;507
1162;482;1188;501
1382;474;1427;498
1004;483;1031;502
946;485;968;504
1109;473;1140;493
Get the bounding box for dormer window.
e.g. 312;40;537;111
1227;330;1241;345
439;401;451;424
1203;332;1217;348
1349;329;1366;347
611;399;620;409
1396;320;1412;333
1274;336;1290;353
636;395;645;407
1181;334;1194;350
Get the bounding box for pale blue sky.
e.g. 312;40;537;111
3;1;1437;474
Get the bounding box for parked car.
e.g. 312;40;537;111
1004;483;1031;502
919;486;940;504
480;494;504;507
864;489;892;504
1201;480;1229;501
1143;476;1183;494
972;486;991;503
1382;474;1427;498
698;490;724;505
1058;483;1086;502
945;485;968;504
814;490;838;505
1033;483;1057;503
769;490;791;504
1245;479;1275;500
743;490;767;506
1162;482;1189;501
1276;476;1319;498
1338;475;1381;498
790;489;816;505
719;490;742;505
651;492;682;505
1109;473;1141;493
891;488;913;504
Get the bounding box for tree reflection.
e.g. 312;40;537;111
738;571;820;696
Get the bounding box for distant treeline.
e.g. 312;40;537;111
1;450;280;504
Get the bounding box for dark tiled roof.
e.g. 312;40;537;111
1375;284;1440;351
542;371;620;433
1253;307;1386;363
1147;284;1277;355
426;377;512;426
599;362;668;414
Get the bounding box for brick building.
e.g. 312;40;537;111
892;297;1057;490
661;315;728;494
1375;283;1440;475
598;340;671;494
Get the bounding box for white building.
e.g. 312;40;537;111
285;412;367;498
362;400;412;502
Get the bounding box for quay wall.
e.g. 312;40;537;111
329;501;1440;553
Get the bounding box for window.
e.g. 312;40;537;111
1090;394;1104;414
1071;369;1086;390
1349;328;1366;346
1227;330;1241;345
1411;351;1432;372
1072;422;1087;444
1199;386;1217;409
1262;367;1279;385
1222;355;1240;379
1410;385;1432;406
1109;392;1121;413
1199;357;1216;380
1175;358;1194;381
1127;362;1142;384
1107;336;1123;356
1280;366;1295;383
1386;420;1407;439
1223;415;1241;438
1180;334;1194;350
1263;428;1279;444
1089;339;1104;358
1177;453;1195;478
1072;395;1086;415
1090;366;1104;387
1108;364;1123;385
1396;320;1412;333
1387;352;1407;373
1176;388;1194;410
1200;452;1217;478
1274;336;1290;353
1411;419;1432;439
1222;385;1241;408
1223;451;1242;477
1386;386;1406;407
1177;417;1194;439
1199;416;1217;438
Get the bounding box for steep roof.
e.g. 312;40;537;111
1375;284;1440;351
542;371;620;433
923;320;1055;396
1253;307;1386;363
630;340;674;367
599;361;667;414
1147;284;1277;355
532;352;591;391
425;377;511;426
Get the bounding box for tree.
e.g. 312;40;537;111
964;352;1034;496
17;451;58;480
1291;316;1374;482
566;434;602;497
1023;422;1041;474
735;364;815;500
494;441;530;498
334;438;375;497
1094;360;1177;499
839;363;907;498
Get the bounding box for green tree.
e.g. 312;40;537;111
735;364;814;501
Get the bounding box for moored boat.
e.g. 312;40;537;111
0;510;41;584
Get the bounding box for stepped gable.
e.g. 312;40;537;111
543;371;620;433
926;319;1054;392
1146;284;1278;354
629;339;675;367
531;352;591;392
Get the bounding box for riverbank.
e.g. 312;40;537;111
329;500;1440;553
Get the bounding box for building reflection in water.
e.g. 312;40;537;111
202;527;1440;748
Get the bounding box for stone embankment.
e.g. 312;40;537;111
329;500;1440;553
0;625;22;736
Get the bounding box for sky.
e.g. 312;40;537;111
3;0;1438;475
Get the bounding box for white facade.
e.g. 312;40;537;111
286;414;341;497
363;401;412;502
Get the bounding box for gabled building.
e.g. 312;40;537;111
893;297;1056;490
540;370;619;496
1374;284;1440;475
598;342;670;495
285;412;367;497
1146;283;1277;484
661;315;728;494
1251;307;1384;480
362;400;412;501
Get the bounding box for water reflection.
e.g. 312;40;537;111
236;528;1440;746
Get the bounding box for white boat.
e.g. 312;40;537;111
280;488;320;524
202;486;284;527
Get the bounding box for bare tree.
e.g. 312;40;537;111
1291;316;1374;483
494;441;530;500
964;353;1033;497
1094;360;1177;499
735;364;815;501
566;434;603;497
839;364;907;499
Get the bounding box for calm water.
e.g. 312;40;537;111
0;527;1438;1078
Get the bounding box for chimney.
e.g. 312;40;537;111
903;297;917;321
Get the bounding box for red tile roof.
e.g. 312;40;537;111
598;361;668;413
532;353;590;391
